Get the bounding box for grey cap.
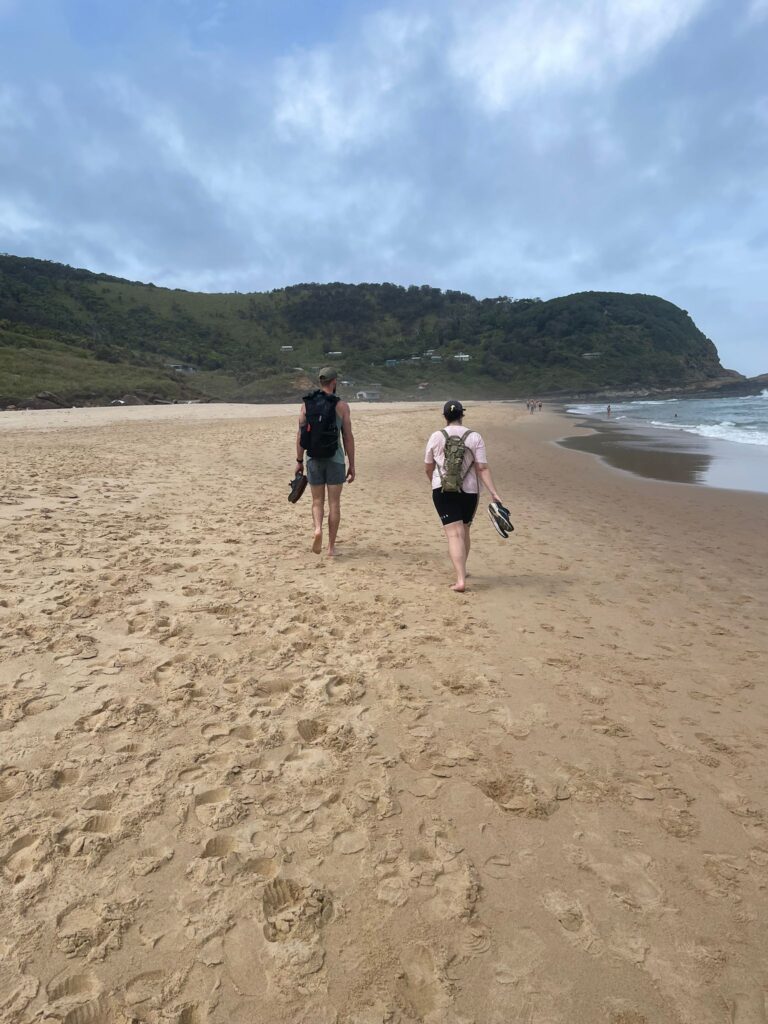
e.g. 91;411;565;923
318;366;338;382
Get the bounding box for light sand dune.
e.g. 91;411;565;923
1;402;767;1024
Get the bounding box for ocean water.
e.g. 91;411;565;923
567;389;768;448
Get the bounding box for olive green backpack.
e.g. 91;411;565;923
439;429;473;492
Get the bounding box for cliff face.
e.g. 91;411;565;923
0;254;734;406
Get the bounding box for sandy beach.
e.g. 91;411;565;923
2;401;767;1024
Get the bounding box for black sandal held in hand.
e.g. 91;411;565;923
288;471;308;504
488;501;513;538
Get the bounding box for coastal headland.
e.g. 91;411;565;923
2;402;767;1023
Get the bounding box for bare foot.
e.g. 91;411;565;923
450;581;466;593
327;546;336;558
312;532;322;554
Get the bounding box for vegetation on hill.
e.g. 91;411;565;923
0;254;728;406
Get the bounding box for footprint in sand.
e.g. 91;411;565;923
0;769;25;802
46;972;101;1003
195;787;245;829
82;794;114;811
81;813;120;835
124;970;165;1007
60;995;115;1024
297;718;327;743
324;673;365;704
396;945;445;1021
223;918;268;996
2;833;41;883
22;693;65;717
200;835;239;859
477;771;557;818
261;877;333;942
333;831;367;855
229;723;259;741
132;845;175;877
541;891;603;955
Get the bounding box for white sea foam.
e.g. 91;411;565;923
650;420;768;446
569;392;768;448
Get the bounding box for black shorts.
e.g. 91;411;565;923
432;488;479;526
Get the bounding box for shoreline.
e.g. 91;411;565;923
556;410;768;496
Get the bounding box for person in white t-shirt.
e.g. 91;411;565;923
424;400;503;593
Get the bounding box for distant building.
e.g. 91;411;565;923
430;355;442;362
582;352;601;360
417;382;429;390
453;353;471;362
168;363;197;374
385;359;399;367
355;390;381;401
280;345;294;352
327;350;343;356
424;349;435;356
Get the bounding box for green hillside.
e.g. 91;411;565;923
0;254;729;406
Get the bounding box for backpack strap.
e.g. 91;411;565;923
434;429;451;483
458;430;474;480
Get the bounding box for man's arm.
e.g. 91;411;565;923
425;459;436;482
295;403;306;471
475;462;501;502
339;401;355;482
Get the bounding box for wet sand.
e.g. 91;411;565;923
2;402;768;1023
559;415;768;494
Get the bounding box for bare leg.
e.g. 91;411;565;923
464;524;471;576
326;484;343;556
310;485;325;554
444;521;468;592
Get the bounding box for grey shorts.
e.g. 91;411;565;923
307;458;346;486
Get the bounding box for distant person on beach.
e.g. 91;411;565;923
424;400;504;593
296;367;355;557
538;401;542;412
607;404;611;417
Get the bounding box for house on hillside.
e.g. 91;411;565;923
327;350;343;357
168;363;197;374
280;345;294;352
385;359;399;367
453;353;471;362
355;390;381;401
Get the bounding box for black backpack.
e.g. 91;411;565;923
300;390;340;459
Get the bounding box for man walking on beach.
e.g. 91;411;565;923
296;367;355;557
425;400;504;592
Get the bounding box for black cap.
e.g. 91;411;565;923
443;400;465;421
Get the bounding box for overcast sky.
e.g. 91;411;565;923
1;0;766;374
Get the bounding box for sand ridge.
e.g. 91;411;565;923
1;403;767;1023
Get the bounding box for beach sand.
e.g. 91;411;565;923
1;402;767;1024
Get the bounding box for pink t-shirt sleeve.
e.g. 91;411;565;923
470;432;487;464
